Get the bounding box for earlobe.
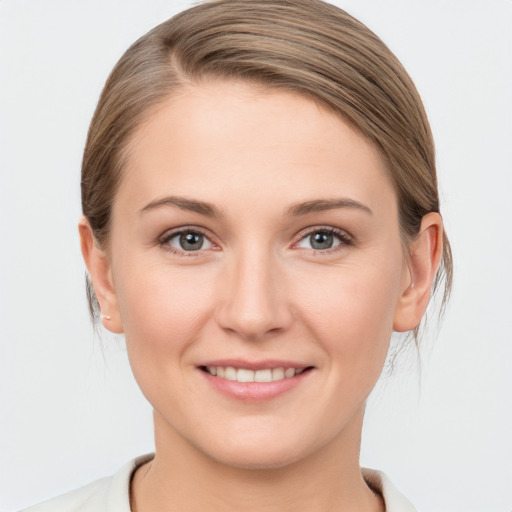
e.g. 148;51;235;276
393;212;444;332
78;216;124;334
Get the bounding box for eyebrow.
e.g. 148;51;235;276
286;198;373;216
138;195;372;218
138;196;223;218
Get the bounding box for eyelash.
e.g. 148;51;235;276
158;226;353;256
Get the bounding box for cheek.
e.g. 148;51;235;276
112;259;222;416
113;258;217;359
294;256;404;368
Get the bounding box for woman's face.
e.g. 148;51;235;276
105;80;411;468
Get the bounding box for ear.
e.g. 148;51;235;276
78;216;124;333
393;212;444;332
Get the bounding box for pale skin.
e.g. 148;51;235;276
80;80;443;512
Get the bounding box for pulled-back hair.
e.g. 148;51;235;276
82;0;452;345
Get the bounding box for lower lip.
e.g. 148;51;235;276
199;369;312;401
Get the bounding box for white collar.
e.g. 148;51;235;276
362;467;417;512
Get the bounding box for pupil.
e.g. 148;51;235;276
311;232;333;250
180;233;203;251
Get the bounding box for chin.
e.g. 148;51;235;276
206;443;309;471
190;425;329;472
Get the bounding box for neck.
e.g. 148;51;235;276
131;408;384;512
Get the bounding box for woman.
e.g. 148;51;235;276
23;0;451;510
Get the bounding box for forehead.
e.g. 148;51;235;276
118;80;396;216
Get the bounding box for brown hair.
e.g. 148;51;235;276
82;0;453;344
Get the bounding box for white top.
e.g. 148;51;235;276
21;454;417;512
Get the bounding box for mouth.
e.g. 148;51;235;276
198;365;314;383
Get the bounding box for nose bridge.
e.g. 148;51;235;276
216;242;291;340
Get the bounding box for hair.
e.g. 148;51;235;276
81;0;453;348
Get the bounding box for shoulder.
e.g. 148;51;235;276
20;454;154;512
20;477;112;512
362;468;417;512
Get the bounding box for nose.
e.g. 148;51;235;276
215;246;293;341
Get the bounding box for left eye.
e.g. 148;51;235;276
296;230;348;251
166;231;213;252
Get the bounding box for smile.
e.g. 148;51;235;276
202;366;307;383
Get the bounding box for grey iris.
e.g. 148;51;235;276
180;233;204;251
310;232;333;250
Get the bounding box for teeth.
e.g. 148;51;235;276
224;367;237;381
205;366;306;383
254;369;272;382
272;367;285;380
284;368;295;378
237;368;255;382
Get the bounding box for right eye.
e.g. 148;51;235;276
161;229;214;254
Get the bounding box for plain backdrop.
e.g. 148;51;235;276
1;1;511;511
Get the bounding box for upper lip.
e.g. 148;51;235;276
199;359;312;371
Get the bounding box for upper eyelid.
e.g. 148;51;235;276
294;225;352;241
159;226;215;242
